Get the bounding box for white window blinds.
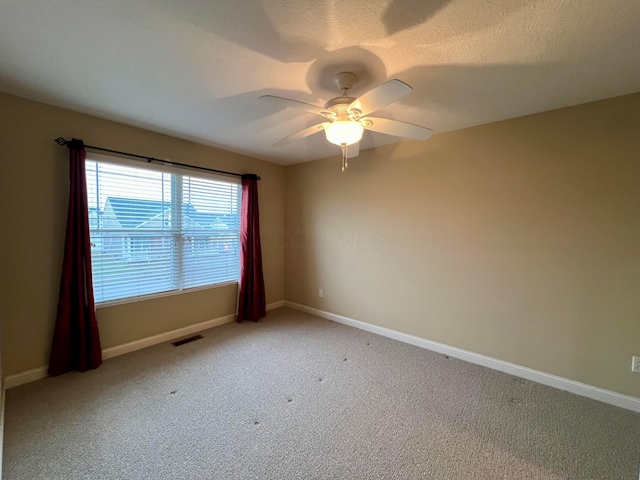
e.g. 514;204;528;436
86;159;241;304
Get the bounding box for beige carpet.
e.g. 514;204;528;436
4;307;640;479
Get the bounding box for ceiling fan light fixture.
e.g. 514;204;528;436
324;120;364;146
263;73;431;170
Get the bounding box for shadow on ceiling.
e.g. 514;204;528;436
382;0;452;35
154;0;542;64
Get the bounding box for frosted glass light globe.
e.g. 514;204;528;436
325;120;364;146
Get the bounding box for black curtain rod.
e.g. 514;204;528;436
54;137;260;181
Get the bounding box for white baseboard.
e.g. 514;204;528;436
284;301;640;414
267;300;285;310
101;313;237;360
4;300;284;390
3;366;47;390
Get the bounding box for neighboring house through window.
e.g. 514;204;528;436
86;157;241;304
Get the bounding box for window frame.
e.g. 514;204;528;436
86;153;242;308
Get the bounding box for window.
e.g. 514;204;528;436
86;158;241;304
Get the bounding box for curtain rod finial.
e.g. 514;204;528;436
55;137;67;145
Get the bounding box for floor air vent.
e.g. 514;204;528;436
171;334;203;347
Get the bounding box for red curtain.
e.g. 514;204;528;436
237;174;266;322
48;139;102;376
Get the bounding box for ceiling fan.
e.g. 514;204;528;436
260;72;433;171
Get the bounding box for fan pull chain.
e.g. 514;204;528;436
341;144;348;172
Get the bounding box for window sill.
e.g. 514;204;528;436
95;281;238;309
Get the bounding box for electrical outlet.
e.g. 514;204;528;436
632;356;640;373
318;288;324;298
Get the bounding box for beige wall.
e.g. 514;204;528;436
285;93;640;398
0;93;285;376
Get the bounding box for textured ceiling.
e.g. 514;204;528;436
0;0;638;165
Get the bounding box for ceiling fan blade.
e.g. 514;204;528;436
348;80;412;118
273;122;330;147
345;141;359;158
260;95;331;118
362;117;433;140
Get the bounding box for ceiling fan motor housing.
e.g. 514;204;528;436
324;96;357;114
